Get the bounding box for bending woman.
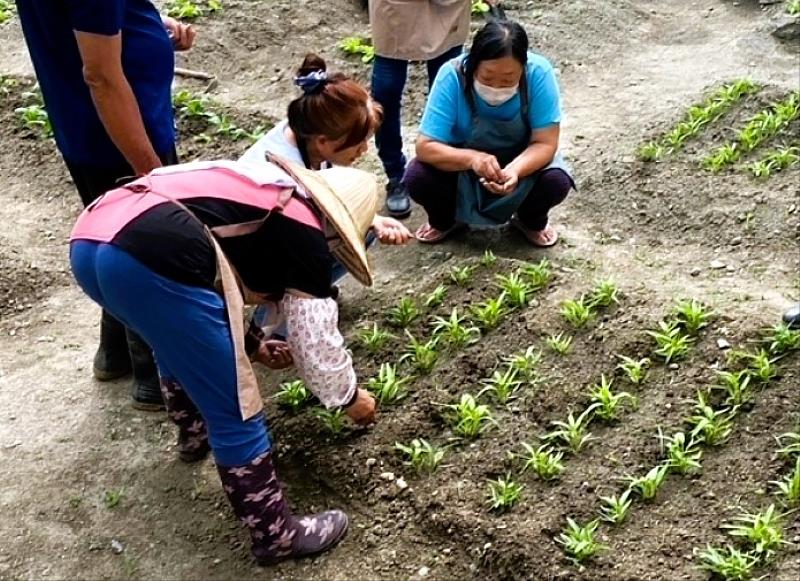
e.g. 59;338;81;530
405;19;574;246
70;157;378;564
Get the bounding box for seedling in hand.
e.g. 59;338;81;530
626;463;669;501
599;489;633;525
672;299;713;335
367;363;410;406
542;405;598;454
495;272;532;308
401;332;439;375
589;375;636;422
446;394;496;439
358;323;395;354
388;296;420;328
617;355;650;384
647;320;694;364
560;296;595;328
431;308;480;349
479;366;523;404
546;332;573;355
449;264;476;286
486;475;523;513
395;438;445;473
470;294;509;330
274;380;310;414
556;518;605;564
424;284;448;309
518;443;564;481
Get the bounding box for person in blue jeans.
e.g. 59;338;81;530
368;0;472;219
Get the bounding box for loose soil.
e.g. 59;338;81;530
0;1;799;580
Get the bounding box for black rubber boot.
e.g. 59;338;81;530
92;310;132;381
385;179;412;219
127;330;165;411
783;304;800;330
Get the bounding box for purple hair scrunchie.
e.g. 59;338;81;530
294;70;328;95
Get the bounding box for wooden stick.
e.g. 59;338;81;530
174;67;215;81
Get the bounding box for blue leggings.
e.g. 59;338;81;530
70;240;270;466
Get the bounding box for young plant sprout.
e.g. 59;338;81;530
315;408;347;435
626;463;669;501
480;249;497;267
503;346;541;384
742;349;779;383
556;518;605;564
495;272;532;308
430;308;480;349
400;332;440;375
659;431;703;475
446;394;496;439
772;456;800;507
637;141;665;162
470;294;509;330
542;405;598;454
338;36;376;64
449;264;477;286
424;284;448;309
387;296;420;328
789;0;800;15
486;475;524;513
560;296;595;328
520;258;552;291
599;489;633;525
518;443;565;481
763;322;800;355
471;0;490;15
647;320;694;364
715;369;753;407
695;544;760;581
672;299;713;335
722;504;786;560
273;380;310;414
546;332;574;355
15;103;53;138
588;278;620;308
617;355;650;384
588;375;636;422
358;323;395;354
395;438;445;473
367;363;410;406
165;0;221;20
688;392;735;446
702;142;740;172
776;430;800;459
479;366;523;404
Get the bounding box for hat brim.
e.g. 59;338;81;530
266;153;375;287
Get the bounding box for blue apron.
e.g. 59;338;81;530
452;62;572;227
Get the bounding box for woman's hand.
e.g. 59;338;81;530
254;339;293;369
162;16;196;51
470;152;504;183
345;388;376;425
498;167;520;194
372;215;412;245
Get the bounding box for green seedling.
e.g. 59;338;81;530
659;430;703;475
479;366;523;404
400;332;440;375
274;380;310;414
556;518;605;564
672;299;713;335
367;363;410;406
358;323;395;354
0;0;14;24
480;249;497;267
495;272;532;308
173;89;210;118
599;489;633;525
617;355;650;384
503;346;541;384
470;294;509;330
395;438;445;473
772;456;800;507
637;141;665;162
486;475;523;512
789;0;800;16
542;405;598;454
715;369;753;407
339;36;375;64
560;296;595;328
722;504;786;560
687;392;735;446
589;375;636;422
763;322;800;355
742;349;779;383
520;258;552;290
647;320;694;364
518;443;564;481
103;488;125;510
424;284;448;309
776;428;800;459
15;104;53;137
430;308;480;349
588;278;620;308
449;264;477;286
695;544;760;581
446;394;496;439
748;146;800;179
315;408;346;435
702;143;740;172
546;332;573;355
387;296;420;328
165;0;221;20
471;0;490;14
626;463;669;501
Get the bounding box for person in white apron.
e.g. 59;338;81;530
404;19;574;246
69;156;378;565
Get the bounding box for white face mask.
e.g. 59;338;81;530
473;79;518;106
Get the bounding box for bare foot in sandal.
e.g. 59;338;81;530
511;218;559;248
415;222;458;244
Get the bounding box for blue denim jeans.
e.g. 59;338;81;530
371;45;464;182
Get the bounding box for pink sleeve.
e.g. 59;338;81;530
282;294;356;408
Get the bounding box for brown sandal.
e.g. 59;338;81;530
511;218;559;248
414;222;460;244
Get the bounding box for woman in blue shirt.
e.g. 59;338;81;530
405;19;574;247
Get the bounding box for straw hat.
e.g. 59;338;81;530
267;153;378;287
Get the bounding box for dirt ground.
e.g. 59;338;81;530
1;0;799;580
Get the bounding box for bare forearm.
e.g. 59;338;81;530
505;142;557;178
416;139;479;172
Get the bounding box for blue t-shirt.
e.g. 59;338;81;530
16;0;175;167
419;52;561;145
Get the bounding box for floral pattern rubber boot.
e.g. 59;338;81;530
216;450;349;565
159;377;210;463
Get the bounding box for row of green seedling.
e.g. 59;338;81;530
746;143;799;179
702;90;800;172
638;79;760;162
165;0;222;20
172;89;267;143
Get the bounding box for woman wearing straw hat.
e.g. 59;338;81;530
69;154;378;564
